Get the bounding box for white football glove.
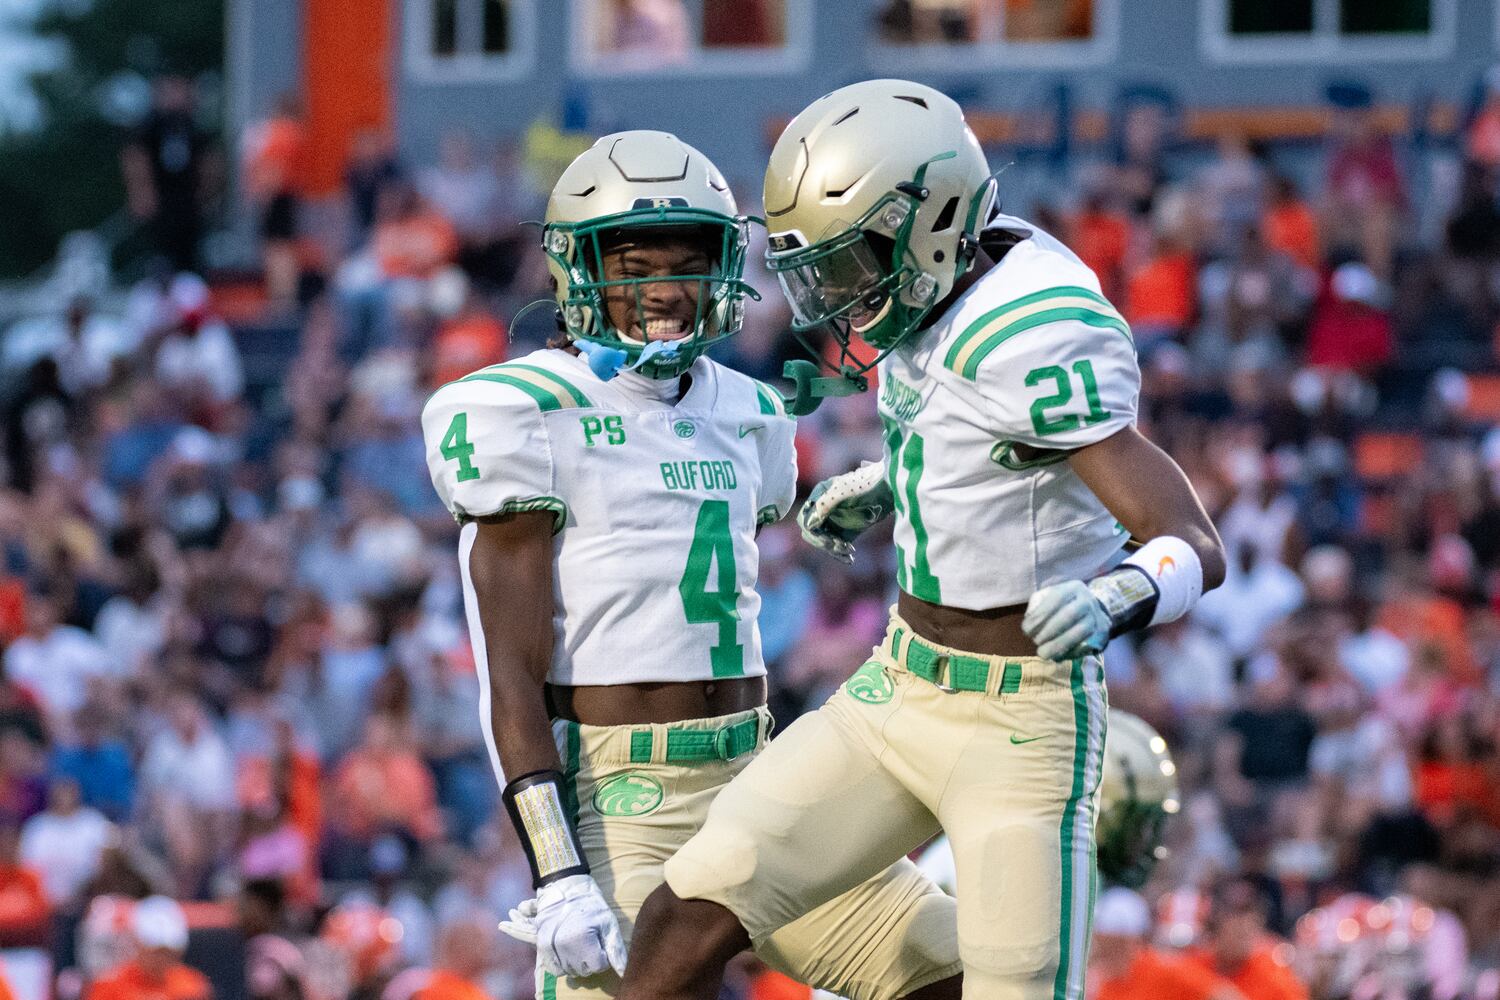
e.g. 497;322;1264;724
797;463;894;563
497;874;626;979
1022;580;1112;661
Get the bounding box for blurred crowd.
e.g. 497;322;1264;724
1;69;1500;1000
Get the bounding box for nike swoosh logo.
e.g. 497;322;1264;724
738;424;765;438
1010;733;1045;745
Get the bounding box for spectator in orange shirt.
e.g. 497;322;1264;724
325;714;442;879
401;920;493;1000
1263;175;1321;272
86;896;212;1000
242;93;308;305
0;817;50;947
1125;232;1196;342
1071;192;1132;301
1090;888;1244;1000
1414;714;1492;828
373;183;459;282
426;270;507;388
1187;880;1308;1000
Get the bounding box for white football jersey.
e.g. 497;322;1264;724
423;348;796;687
876;218;1140;610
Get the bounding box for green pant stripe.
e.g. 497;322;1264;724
459;372;565;411
1053;658;1090;1000
541;972;557;1000
959;307;1132;380
502;363;595;409
562;720;582;823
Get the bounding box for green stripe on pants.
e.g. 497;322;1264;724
541;723;583;999
563;721;582;824
1052;658;1089;1000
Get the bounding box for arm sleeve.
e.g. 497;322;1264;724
755;418;799;526
975;318;1140;450
421;381;566;531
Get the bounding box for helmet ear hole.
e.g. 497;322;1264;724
931;196;960;233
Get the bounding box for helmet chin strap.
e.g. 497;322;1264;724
573;337;683;381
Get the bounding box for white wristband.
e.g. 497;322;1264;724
1121;536;1203;625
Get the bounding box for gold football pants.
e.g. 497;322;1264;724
541;705;961;999
666;615;1108;1000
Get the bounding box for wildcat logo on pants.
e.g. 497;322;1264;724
592;773;665;817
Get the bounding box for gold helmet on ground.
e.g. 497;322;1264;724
543;130;756;379
763;79;996;372
1097;710;1180;889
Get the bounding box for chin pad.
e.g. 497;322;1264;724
574;340;629;381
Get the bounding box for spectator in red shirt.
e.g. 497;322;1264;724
0;818;49;947
1323;104;1404;278
1305;263;1393;377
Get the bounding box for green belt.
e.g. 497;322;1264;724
892;627;1023;694
627;716;760;764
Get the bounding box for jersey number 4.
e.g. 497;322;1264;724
440;412;481;482
679;500;744;678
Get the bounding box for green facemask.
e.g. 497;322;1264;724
545;205;758;379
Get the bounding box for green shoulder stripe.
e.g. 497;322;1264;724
456;362;595;411
753;381;787;417
499;363;595;408
944;285;1130;380
457;372;566;411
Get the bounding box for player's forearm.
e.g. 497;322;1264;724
1070;428;1226;590
488;662;563;779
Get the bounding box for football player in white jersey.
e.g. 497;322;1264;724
421;131;962;1000
618;83;1226;1000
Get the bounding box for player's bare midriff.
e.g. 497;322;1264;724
548;676;768;727
897;590;1038;658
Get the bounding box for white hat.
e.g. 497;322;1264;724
133;895;189;952
168;273;210;315
1094;887;1152;938
1331;263;1379;306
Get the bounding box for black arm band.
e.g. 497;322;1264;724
502;769;590;888
1087;565;1161;639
